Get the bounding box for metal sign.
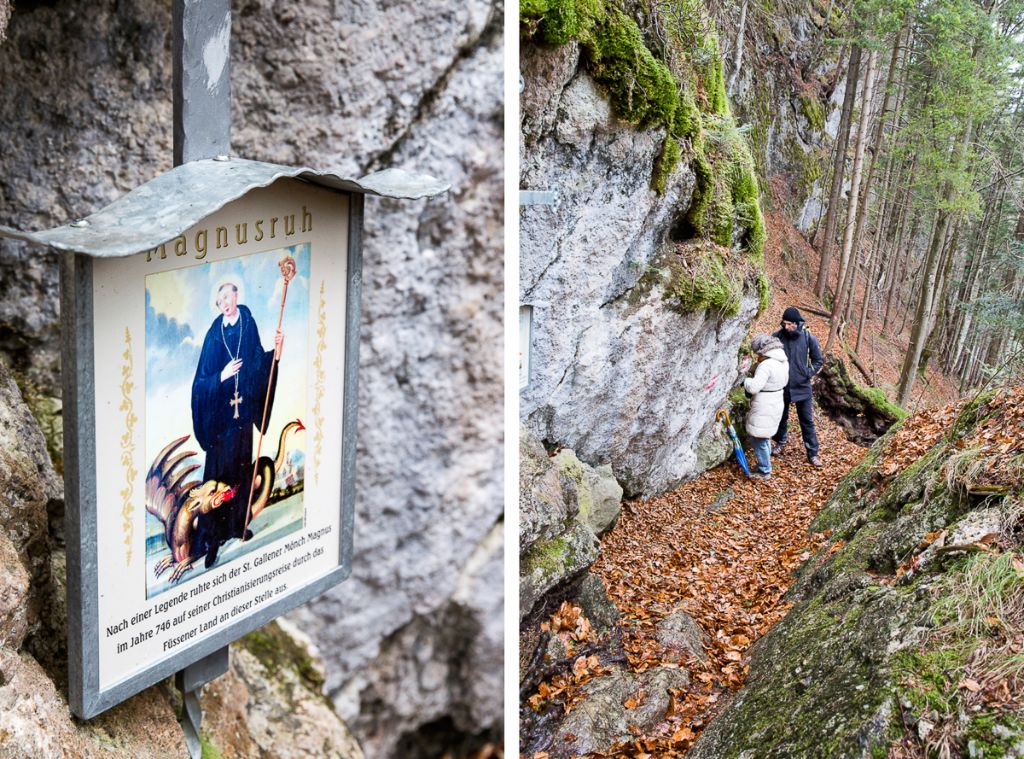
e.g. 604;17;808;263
1;157;447;719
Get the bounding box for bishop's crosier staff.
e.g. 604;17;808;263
244;253;297;536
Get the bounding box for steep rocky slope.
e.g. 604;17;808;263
690;387;1024;758
0;2;502;755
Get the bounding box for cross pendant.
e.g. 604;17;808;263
230;390;243;419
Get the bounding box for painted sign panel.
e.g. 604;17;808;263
81;179;351;700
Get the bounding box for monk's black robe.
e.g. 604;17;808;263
191;304;277;555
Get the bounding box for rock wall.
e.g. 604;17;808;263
0;1;502;756
518;0;840;498
519;428;625;621
519;39;756;499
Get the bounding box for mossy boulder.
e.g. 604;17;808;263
552;448;623;536
520;521;600;622
520;429;624;620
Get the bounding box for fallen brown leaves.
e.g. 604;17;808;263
876;402;963;484
527;602;616;715
577;405;864;756
951;386;1024;492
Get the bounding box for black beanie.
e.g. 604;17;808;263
782;306;803;323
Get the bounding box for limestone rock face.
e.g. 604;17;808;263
205;628;365;759
521;429;580;553
0;363;61;648
313;521;504;759
721;0;843;233
520;47;758;499
0;531;30;650
552;449;623;537
0;0;502;753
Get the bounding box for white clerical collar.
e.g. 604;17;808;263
222;311;240;327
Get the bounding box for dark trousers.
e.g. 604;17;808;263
773;396;819;458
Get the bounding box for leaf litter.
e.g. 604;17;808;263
526;402;865;758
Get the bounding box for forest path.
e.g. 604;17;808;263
589;405;865;756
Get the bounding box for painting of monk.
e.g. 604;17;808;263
144;244;310;597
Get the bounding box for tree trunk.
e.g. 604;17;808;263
896;108;975;407
844;29;903;331
727;0;749;95
950;187;1004;376
918;219;960;375
814;45;862;299
880;154;917;333
897;208;950;406
826;47;878;353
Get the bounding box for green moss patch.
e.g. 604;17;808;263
799;94;826;131
689;116;766;262
239;621;325;693
519;0;604;45
653;135;681;195
200;734;225;759
638;242;749;317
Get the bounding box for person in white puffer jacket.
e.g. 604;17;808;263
743;334;789;479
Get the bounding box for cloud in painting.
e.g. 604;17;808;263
145;289;202;387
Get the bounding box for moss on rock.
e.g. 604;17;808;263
520;522;601;619
799;94;825;131
200;734;225;759
519;0;603;45
522;0;767;271
239;621;325;694
653;135;681;195
589;7;679;127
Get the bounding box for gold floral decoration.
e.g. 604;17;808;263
312;280;327;483
119;328;138;565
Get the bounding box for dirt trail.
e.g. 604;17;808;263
589;406;865;756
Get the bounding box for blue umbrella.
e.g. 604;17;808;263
717;409;750;477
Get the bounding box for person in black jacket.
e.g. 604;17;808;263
771;306;824;467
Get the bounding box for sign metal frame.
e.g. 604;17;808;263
2;157;447;720
61;190;363;719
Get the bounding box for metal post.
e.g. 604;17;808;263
173;0;232;165
171;2;232;755
174;647;229;757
